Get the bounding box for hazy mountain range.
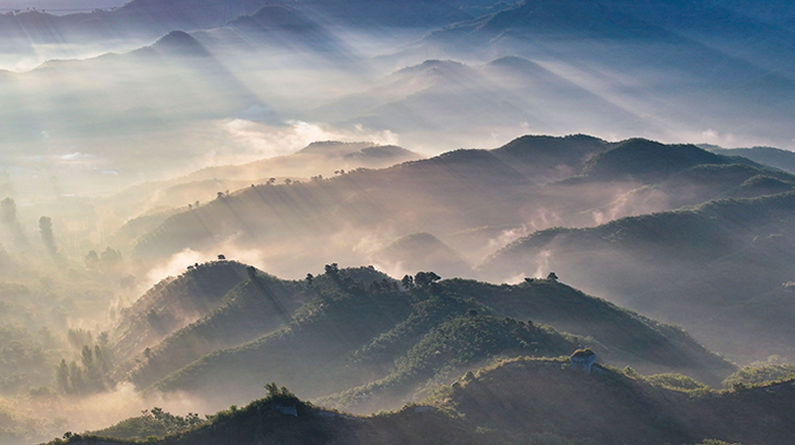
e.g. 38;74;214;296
1;1;795;445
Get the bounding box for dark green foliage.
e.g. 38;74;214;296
322;315;577;412
436;278;734;384
481;190;795;363
126;269;308;389
38;216;57;255
0;325;54;394
722;361;795;388
706;145;795;175
153;270;416;402
640;373;710;392
583;139;735;182
90;407;205;441
351;294;495;369
56;341;113;395
143;269;727;413
109;260;254;361
44;359;795;445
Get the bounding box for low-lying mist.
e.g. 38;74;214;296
1;2;795;444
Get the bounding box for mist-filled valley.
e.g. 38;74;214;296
2;1;795;445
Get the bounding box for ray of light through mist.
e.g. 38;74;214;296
1;2;795;444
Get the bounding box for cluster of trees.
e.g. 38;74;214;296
401;271;441;290
84;247;123;271
55;341;113;395
84;407;205;442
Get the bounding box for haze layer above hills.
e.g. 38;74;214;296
1;2;795;445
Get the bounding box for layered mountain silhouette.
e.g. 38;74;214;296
105;140;422;245
309;57;652;149
704;144;795;175
0;30;261;152
480;190;795;362
407;1;795;148
130;135;787;279
48;356;795;445
105;263;733;414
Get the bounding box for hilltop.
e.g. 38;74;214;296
105;140;421;243
43;357;795;445
703;144;795;175
103;264;734;414
108;260;255;362
129;135;786;279
480;190;795;362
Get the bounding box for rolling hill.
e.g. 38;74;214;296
704;145;795;175
46;356;795;445
129;135;786;279
108;260;254;362
480;190;795;363
104;140;422;244
106;265;735;414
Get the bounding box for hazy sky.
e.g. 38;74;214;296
0;0;126;13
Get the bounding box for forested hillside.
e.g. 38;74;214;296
46;357;795;445
94;264;734;414
481;191;795;362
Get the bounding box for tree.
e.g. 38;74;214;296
547;272;559;281
101;247;122;270
1;197;15;225
401;274;415;290
85;250;100;270
56;359;70;393
414;271;441;288
39;216;57;255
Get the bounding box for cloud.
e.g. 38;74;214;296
220;119;400;160
143;240;272;289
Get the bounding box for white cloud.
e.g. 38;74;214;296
221;119;400;160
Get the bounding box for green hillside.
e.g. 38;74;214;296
480;191;795;362
582;138;742;182
123;268;310;389
44;357;795;445
442;357;795;445
439;278;734;384
133;267;732;413
109;260;253;362
151;267;416;404
129;135;787;279
318;314;577;413
704;144;795;175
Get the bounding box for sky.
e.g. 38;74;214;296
0;0;127;13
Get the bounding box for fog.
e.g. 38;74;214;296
1;1;795;444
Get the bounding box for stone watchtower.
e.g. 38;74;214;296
570;348;596;373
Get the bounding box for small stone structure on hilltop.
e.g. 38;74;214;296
570;348;596;373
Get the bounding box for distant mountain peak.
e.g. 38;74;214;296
396;59;467;76
298;141;380;156
231;4;319;31
149;30;211;57
295;141;419;162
